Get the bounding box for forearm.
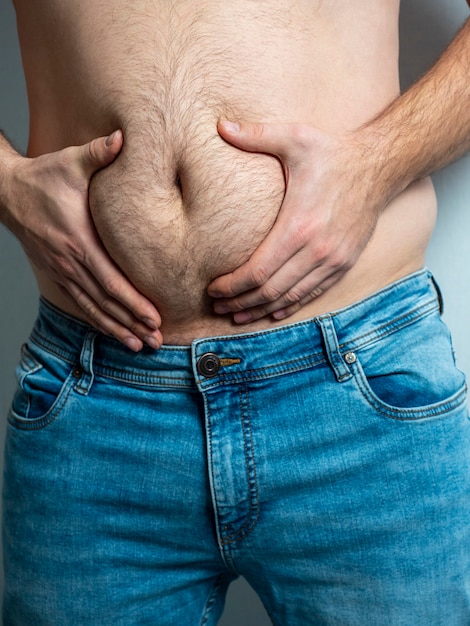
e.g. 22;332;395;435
0;131;22;228
357;17;470;205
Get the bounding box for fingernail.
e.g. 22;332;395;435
124;337;141;352
234;311;253;324
220;121;240;133
105;130;119;146
214;303;231;314
145;336;161;350
208;290;223;298
142;317;159;330
272;309;288;320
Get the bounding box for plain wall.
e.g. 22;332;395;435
0;1;468;624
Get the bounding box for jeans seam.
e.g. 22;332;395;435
199;355;327;390
351;359;468;421
94;369;195;388
220;384;259;546
7;372;76;431
337;300;439;355
199;573;230;626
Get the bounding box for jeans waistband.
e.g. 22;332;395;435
30;269;440;391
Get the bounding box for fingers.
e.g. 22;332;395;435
210;123;317;302
208;239;292;304
66;278;163;352
213;120;363;324
74;129;124;177
59;241;162;350
62;130;162;350
211;246;310;315
12;130;164;351
84;236;161;328
208;174;310;301
216;267;345;325
217;120;308;161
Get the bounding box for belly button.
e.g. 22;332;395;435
175;174;183;195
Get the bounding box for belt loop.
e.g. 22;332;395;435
75;330;97;396
429;271;444;315
316;315;352;382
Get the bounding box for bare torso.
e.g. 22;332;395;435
13;0;436;343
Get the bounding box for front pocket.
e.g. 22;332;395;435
8;343;76;430
349;313;467;421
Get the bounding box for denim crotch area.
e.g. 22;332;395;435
190;269;452;563
194;357;259;551
190;316;352;561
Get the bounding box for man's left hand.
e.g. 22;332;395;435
208;120;384;323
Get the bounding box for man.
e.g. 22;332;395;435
0;1;469;624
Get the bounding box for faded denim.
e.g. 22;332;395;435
3;269;470;625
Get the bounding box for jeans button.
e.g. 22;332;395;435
197;353;221;378
344;352;357;364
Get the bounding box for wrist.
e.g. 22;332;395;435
0;149;26;230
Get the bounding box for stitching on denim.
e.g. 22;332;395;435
220;384;260;546
93;368;195;388
199;573;232;626
30;333;78;365
200;302;439;390
8;372;76;431
17;348;43;387
352;360;468;421
195;270;430;349
40;296;91;328
337;300;439;354
199;355;327;390
31;270;437;392
204;395;225;568
317;316;352;382
318;268;430;320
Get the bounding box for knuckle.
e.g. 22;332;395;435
229;297;245;312
261;283;283;302
250;263;270;288
54;255;77;279
101;274;122;298
85;140;99;163
77;297;99;324
328;248;352;272
290;222;309;248
97;295;116;315
309;245;328;266
65;236;87;261
283;288;302;305
290;124;312;152
311;287;323;298
251;123;265;141
326;255;342;271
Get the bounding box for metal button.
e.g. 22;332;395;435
197;353;221;378
344;352;357;365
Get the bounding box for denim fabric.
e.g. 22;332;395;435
3;269;470;625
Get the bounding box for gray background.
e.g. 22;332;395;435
0;1;468;623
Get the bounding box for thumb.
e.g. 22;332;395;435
76;129;123;177
217;120;292;158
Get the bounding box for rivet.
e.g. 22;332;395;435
72;367;83;379
344;352;357;365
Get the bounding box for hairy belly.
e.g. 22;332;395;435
20;0;434;339
89;123;285;325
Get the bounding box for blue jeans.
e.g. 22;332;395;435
3;269;470;625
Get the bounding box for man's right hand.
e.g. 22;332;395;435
3;131;162;351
